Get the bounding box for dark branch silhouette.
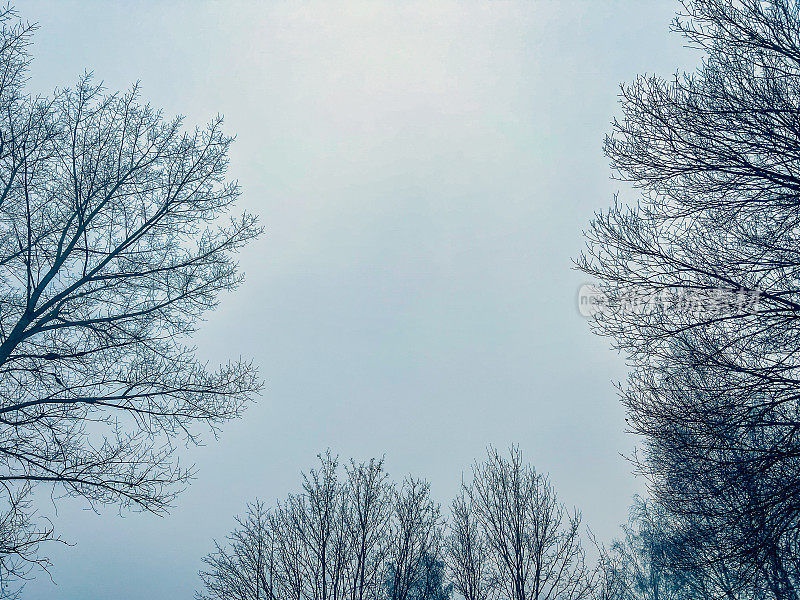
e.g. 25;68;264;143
199;449;600;600
0;4;262;587
578;0;800;596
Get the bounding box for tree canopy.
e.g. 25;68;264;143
579;0;800;596
0;5;261;587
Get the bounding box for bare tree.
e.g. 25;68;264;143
197;501;279;600
446;488;494;600
384;477;444;600
602;495;774;600
201;454;451;600
609;498;689;600
343;457;392;600
285;451;349;600
577;0;800;593
201;453;397;600
200;450;601;600
0;483;59;600
467;447;595;600
270;505;304;600
0;3;261;585
592;547;626;600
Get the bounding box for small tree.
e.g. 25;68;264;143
446;489;494;600
200;455;450;600
466;447;596;600
344;456;392;600
197;501;277;600
604;496;767;600
285;450;350;600
609;499;689;600
199;453;397;600
384;478;444;600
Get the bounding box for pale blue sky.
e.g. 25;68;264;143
17;1;697;598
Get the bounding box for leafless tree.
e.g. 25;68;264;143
0;482;60;600
602;495;776;600
343;457;392;600
608;499;689;600
197;501;279;600
591;547;626;600
0;3;261;586
466;447;596;600
269;505;304;600
200;450;602;600
200;454;452;600
577;0;800;594
446;488;494;600
384;477;444;600
200;453;396;600
283;451;349;600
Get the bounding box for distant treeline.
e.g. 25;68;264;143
197;447;747;600
196;447;596;600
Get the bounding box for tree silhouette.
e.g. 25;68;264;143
200;450;599;600
0;5;261;585
462;447;596;600
578;0;800;595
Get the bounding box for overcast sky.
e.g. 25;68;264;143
17;1;698;598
